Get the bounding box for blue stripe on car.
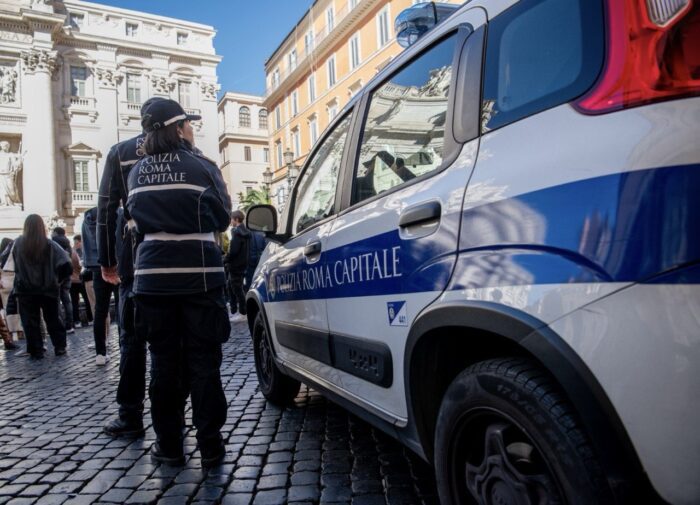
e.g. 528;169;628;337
258;163;700;302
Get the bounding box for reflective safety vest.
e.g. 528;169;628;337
126;141;232;295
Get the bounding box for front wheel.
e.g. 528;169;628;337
434;358;612;505
252;312;300;405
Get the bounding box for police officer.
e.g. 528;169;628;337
97;96;164;437
126;99;232;468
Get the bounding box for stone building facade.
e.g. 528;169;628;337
0;0;221;234
217;92;268;210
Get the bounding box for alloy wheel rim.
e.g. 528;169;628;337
454;411;562;505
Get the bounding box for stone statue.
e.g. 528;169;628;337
0;141;23;207
0;66;18;104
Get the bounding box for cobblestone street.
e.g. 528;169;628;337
0;322;438;505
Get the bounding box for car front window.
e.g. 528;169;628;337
292;113;352;234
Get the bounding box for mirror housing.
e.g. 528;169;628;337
246;204;288;243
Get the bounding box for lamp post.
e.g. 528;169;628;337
283;149;299;189
262;149;299;211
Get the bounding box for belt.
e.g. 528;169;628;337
143;231;216;242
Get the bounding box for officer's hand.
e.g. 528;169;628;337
101;265;120;285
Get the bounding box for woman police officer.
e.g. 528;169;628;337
126;99;232;467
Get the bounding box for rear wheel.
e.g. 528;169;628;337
252;312;300;405
434;358;612;505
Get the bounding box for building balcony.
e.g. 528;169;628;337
68;190;98;211
119;101;142;126
62;95;98;123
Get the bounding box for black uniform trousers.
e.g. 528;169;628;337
117;280;146;424
135;287;230;453
17;295;66;357
89;268;119;356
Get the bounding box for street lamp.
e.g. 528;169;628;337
283;148;299;188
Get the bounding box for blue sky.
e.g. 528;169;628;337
90;0;314;96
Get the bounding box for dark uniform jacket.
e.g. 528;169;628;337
126;141;232;295
97;133;146;280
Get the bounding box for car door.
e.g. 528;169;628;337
264;112;355;375
322;9;487;423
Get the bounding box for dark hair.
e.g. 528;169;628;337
231;210;245;223
21;214;48;264
143;121;184;155
0;237;12;255
53;226;66;236
73;234;82;242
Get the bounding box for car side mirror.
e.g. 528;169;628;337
246;204;288;243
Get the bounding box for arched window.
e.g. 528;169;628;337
239;106;251;127
259;109;268;129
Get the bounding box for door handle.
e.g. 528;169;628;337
304;241;322;256
399;201;441;228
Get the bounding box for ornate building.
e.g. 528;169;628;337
217;92;268;210
0;0;221;233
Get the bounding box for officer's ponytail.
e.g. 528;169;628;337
143;122;182;155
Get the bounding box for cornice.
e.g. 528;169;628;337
0;20;32;34
19;8;65;33
63;0;216;33
63;32;222;64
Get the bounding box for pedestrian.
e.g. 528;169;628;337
126;98;232;468
244;229;267;290
12;214;71;359
1;239;25;349
51;227;73;334
225;210;249;322
0;237;16;351
69;235;92;328
82;207;118;366
97;96;164;438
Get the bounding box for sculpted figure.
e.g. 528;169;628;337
0;141;23;206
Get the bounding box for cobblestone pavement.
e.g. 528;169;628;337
0;322;438;505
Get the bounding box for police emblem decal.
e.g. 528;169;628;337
387;301;407;326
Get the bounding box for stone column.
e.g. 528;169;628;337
199;81;220;159
93;65;121;181
20;48;59;216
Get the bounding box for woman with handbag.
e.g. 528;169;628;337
12;214;72;359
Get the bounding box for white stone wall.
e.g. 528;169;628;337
218;92;269;210
0;0;222;234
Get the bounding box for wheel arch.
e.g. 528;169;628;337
404;300;651;501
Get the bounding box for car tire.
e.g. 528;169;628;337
252;312;301;405
434;357;613;505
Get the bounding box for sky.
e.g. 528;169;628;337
90;0;314;97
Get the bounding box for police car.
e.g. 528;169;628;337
246;0;700;503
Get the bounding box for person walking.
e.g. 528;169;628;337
244;229;267;290
51;227;73;334
70;234;92;327
126;98;232;468
82;207;118;366
0;237;17;350
225;210;249;323
12;215;71;359
97;96;164;438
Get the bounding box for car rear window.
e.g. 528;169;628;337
481;0;604;131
